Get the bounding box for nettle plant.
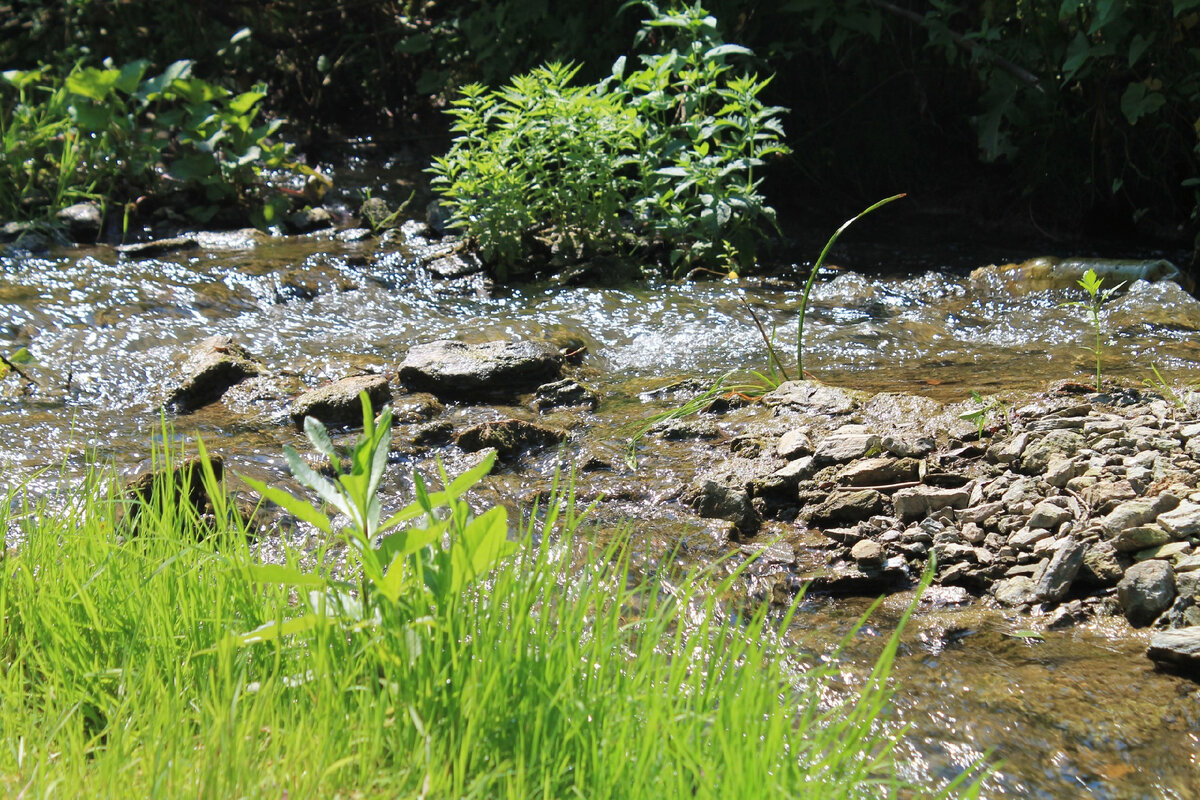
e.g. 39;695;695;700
428;2;790;279
0;59;306;225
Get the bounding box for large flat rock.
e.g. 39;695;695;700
398;340;564;401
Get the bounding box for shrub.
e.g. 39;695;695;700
428;1;790;279
0;59;308;227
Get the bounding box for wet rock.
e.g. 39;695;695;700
1156;500;1200;538
398;340;564;402
1102;494;1180;536
1118;560;1176;626
751;457;816;494
276;268;356;302
56;202;102;242
1111;524;1171;553
290;374;391;427
1018;430;1086;474
125;454;223;525
803;557;911;595
336;227;373;243
971;256;1184;294
392;392;444;423
653;418;720;440
850;539;886;570
454;418;567;458
892;485;971;522
762;380;861;415
813;426;881;465
688;479;758;534
360;197;395;231
776;428;814;459
531;379;599;411
1033;537;1085;603
836;456;919;486
424;249;484;279
803;489;886;527
410;421;453;447
1147;627;1200;673
286;206;334;233
994;576;1037;606
117;237;199;258
167;335;263;412
193;229;265;249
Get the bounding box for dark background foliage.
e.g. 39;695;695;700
4;0;1198;262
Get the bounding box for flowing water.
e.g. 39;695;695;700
3;230;1199;797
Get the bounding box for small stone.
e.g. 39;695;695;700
776;428;814;459
1147;627;1200;672
987;432;1030;464
1027;500;1073;530
850;539;886;569
835;456;919;486
892;485;971;522
1080;480;1137;514
1133;541;1192;563
994;576;1037;606
454;419;567;458
1111;524;1171;553
530;379;599;411
812;427;881;465
1102;494;1180;536
391;393;443;424
1008;526;1055;550
1118;559;1176;627
803;489;887;527
1156;500;1200;538
290;374;391;427
410;421;453;447
1044;457;1085;488
1033;537;1085;602
166;335;263;412
286;206;333;233
56;202;102;242
688;479;758;533
1018;430;1086;474
1175;554;1200;573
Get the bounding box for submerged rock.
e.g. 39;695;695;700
970;257;1185;294
290;374;391;427
167;335;263;412
454;418;567;458
286;206;333;233
399;340;564;401
531;379;599;412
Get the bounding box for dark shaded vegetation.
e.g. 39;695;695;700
3;0;1198;264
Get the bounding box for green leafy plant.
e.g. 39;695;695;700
0;59;307;226
1143;363;1198;411
958;390;1010;438
797;194;905;377
1061;268;1124;391
233;392;515;642
428;2;791;278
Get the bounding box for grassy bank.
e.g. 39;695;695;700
0;443;979;798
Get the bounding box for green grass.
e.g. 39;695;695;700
0;445;981;798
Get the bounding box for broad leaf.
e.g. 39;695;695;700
239;474;333;533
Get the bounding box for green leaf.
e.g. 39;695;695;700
228;90;266;116
239;474;333;533
703;44;753;59
139;60;194;98
450;506;516;593
230;613;320;646
243;563;327;587
66;67;120;101
8;347;32;365
1120;82;1165;125
284;444;349;517
304;416;339;464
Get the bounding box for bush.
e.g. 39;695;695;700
428;2;790;279
0;59;307;227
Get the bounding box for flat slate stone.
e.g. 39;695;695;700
398;340;564;401
1147;627;1200;672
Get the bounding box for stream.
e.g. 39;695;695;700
3;228;1200;798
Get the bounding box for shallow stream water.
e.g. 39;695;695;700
2;231;1199;797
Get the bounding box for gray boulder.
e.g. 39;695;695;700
399;340;564;401
1117;560;1176;627
688;479;759;534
